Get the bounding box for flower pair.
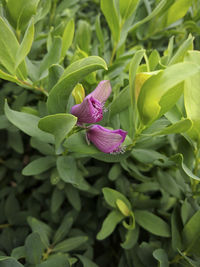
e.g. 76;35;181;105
71;80;127;153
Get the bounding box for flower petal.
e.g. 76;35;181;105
71;96;103;124
87;125;127;153
88;80;111;103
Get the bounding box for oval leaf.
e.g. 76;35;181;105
47;56;107;114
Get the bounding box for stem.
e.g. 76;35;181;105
192;146;200;193
17;79;49;96
126;124;146;151
109;42;117;65
109;19;124;65
42;247;52;260
0;223;10;229
144;53;150;72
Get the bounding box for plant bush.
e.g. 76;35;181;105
1;0;200;266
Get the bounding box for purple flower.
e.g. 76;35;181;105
86;125;127;153
71;80;111;124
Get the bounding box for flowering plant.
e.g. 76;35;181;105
71;80;127;153
1;0;200;266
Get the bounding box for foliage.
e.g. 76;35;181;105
1;0;200;266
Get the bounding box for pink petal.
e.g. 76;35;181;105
87;125;127;153
88;80;112;104
71;96;103;124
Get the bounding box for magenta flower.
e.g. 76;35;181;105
71;80;111;124
86;125;127;153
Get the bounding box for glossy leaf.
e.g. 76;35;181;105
39;37;62;78
102;187;131;210
38;114;77;150
153;249;169;267
76;255;98;267
166;0;193;27
61;19;75;59
135;210;171;237
25;233;44;264
182;210;200;256
36;254;70;267
184;51;200;141
47;56;107;114
27;217;52;248
0;257;23;267
100;0;120;42
22;156;55;176
6;0;39;30
4;101;54;143
52;236;88;252
138;62;200;125
56;155;85;186
97;210;124;240
15;18;34;68
119;0;139;20
0;17;26;77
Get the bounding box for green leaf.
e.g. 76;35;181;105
30;137;55;155
137;62;200;125
5;194;20;224
36;254;70;267
64;131;131;163
102;187;131;210
152;119;192;136
6;0;39;30
51;188;65;213
64;131;99;154
149;50;160;71
109;86;130;117
129;50;145;106
25;232;44;264
0;69;19;83
38;114;77;150
47;56;107;114
27;217;52;248
100;0;120;42
171;207;182;251
121;226;139;249
153;249;169;267
0;17;26;77
15;18;34;69
0;257;23;267
95;15;104;49
182;210;200;256
129;0;167;33
22;156;55;176
52;236;88;253
169;35;194;65
48;64;64;91
76;255;99;267
57;155;77;185
166;0;193;27
76;20;91;53
97;210;124;240
39;37;62;78
65;184;81;211
4;100;54;143
11;246;25;260
171;153;200;181
134;210;171;237
157;171;182;199
53;213;74;244
119;0;139;20
184;50;200;142
61;19;75;59
181;199;194;225
129;50;145;137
